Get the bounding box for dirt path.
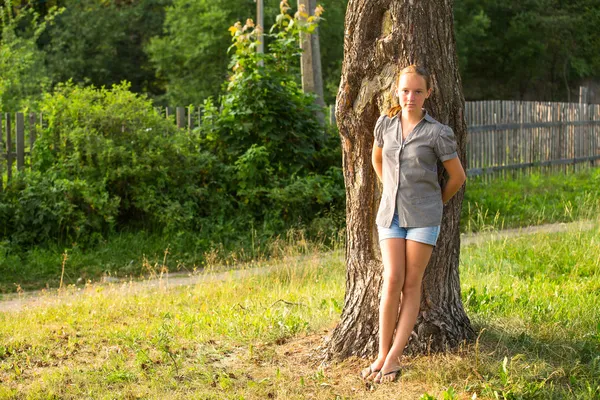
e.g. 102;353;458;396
460;219;595;246
1;220;595;313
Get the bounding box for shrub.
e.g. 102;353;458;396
0;2;345;255
197;2;344;231
1;82;232;246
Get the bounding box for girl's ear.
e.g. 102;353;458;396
426;87;432;99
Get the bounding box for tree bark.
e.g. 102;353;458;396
325;0;475;360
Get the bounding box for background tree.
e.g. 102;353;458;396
0;0;56;111
147;0;347;107
146;0;260;106
325;0;474;359
40;0;169;99
454;0;600;101
5;0;599;107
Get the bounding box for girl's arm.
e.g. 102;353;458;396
372;143;383;182
441;157;466;204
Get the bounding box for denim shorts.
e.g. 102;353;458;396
377;213;440;246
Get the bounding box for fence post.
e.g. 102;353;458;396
5;113;12;181
16;113;25;171
176;107;185;129
187;106;192;132
29;113;37;151
0;114;3;192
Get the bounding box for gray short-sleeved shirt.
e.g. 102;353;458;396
374;110;458;228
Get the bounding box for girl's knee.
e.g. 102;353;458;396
383;271;404;291
401;279;422;295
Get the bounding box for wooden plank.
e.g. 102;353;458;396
187;106;193;131
29;112;37;151
486;101;491;172
533;101;538;170
482;100;486;171
558;103;564;173
0;114;3;192
16;113;25;171
572;104;576;168
477;100;480;171
501;101;506;171
6;113;12;181
595;105;600;166
176;106;185;129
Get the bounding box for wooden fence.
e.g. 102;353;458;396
2;102;600;188
465;101;600;177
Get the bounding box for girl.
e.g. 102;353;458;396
361;65;466;384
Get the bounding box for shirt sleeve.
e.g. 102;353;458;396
374;114;386;148
434;125;458;162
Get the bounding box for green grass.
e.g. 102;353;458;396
1;167;599;294
0;226;598;399
0;227;344;294
462;167;600;232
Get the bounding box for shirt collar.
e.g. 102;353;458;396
391;109;436;123
423;109;437;123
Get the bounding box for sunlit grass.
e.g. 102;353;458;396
1;224;599;399
462;167;600;233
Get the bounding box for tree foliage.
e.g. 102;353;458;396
145;0;347;106
4;0;600;107
454;0;600;101
0;0;58;111
40;0;169;99
146;0;257;106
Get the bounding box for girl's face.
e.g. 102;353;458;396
396;73;431;112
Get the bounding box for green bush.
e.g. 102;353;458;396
0;3;344;263
0;82;233;246
196;4;343;232
0;171;118;247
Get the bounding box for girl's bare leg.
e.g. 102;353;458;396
361;238;406;380
375;239;433;383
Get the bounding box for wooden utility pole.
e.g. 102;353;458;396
256;0;264;66
298;0;325;122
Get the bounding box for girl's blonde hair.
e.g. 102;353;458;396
386;65;431;118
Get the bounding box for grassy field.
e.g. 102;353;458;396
462;167;600;232
1;224;598;399
2;168;599;294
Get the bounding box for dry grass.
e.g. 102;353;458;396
1;225;599;399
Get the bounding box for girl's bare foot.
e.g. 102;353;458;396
360;358;386;381
374;357;402;384
374;367;401;383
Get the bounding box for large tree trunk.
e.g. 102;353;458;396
325;0;475;360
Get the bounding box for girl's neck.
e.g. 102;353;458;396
401;109;425;125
